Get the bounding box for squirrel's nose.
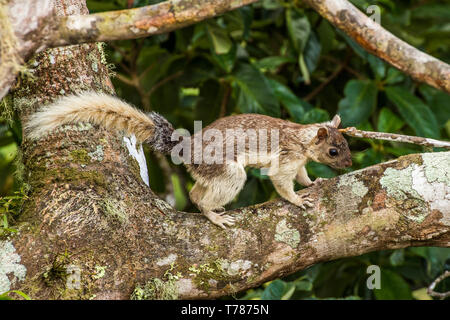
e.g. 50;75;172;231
345;158;352;167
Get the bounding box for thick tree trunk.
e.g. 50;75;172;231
1;0;449;300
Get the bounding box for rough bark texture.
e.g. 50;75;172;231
1;0;449;300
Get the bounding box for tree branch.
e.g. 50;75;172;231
340;127;450;150
427;271;450;299
303;0;450;93
7;146;450;298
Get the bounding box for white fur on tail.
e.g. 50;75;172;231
25;92;155;142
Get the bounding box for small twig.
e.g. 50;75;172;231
219;81;231;118
427;270;450;299
322;55;364;79
340;127;450;150
303;54;350;102
114;73;135;87
148;70;184;96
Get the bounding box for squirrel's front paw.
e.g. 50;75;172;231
312;177;327;186
292;194;314;210
204;211;235;229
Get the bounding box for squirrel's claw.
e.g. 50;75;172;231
313;177;327;185
204;211;235;229
294;193;314;209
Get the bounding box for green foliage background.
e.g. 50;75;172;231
1;0;449;300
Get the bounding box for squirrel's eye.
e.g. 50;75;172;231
329;148;338;157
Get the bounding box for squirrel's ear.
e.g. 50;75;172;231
331;114;341;128
316;127;328;143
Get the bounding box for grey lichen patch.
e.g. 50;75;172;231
91;61;98;73
220;259;253;277
380;164;428;223
156;254;177;267
338;174;368;198
131;277;178;300
380;166;421;201
88;145;104;162
411;153;450;217
381;153;450;222
333;173;369;219
274;219;300;249
422;153;450;185
0;241;27;293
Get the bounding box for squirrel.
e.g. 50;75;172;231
25;92;352;229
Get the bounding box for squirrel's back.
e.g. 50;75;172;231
25;92;176;154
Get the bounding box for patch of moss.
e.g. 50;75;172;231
42;251;71;287
131;277;178;300
189;259;232;292
101;198;128;224
70;149;91;165
31;167;108;191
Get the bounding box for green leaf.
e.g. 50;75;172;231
261;280;294;300
195;80;222;125
261;0;282;10
303;32;322;74
338;30;368;60
205;21;233;55
298;53;310;84
419;86;450;128
338;80;378;127
238;6;253;40
267;78;310;122
412;288;433;300
367;55;386;79
294;279;313;291
0;290;31;300
385;86;439;138
409;247;450;277
389;249;405;267
374;270;413;300
302;108;329;124
384;67;405;85
306;162;337;179
254;56;295;73
286;8;311;53
317;19;335;54
411;4;450;20
210;43;237;73
377;107;404;133
353;149;384;168
232;63;280;117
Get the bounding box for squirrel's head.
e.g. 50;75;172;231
308;115;352;169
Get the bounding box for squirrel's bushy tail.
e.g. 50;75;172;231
25;92;177;154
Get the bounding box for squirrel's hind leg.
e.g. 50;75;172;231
189;162;246;229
